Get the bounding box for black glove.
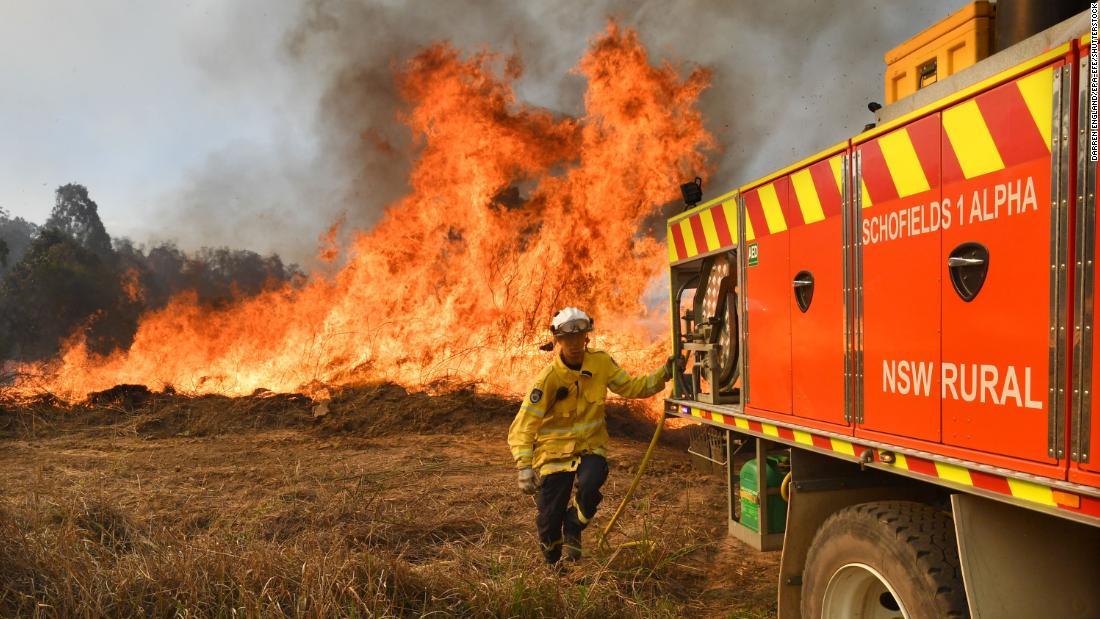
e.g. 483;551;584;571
664;354;683;379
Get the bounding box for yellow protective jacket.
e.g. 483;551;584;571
507;349;669;475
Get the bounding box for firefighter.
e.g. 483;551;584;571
507;307;676;565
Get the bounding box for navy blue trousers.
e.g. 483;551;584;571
535;454;609;563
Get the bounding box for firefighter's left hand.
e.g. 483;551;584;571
517;467;540;494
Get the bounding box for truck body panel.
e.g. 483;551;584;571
666;11;1100;617
788;155;847;428
668;30;1094;516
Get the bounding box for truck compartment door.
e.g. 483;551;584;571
857;114;943;442
789;154;847;427
744;177;793;416
939;62;1064;465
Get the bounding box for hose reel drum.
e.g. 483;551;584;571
677;251;740;404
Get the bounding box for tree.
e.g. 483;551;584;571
122;241;304;310
43;184;112;259
0;229;140;359
0;207;37;275
0;184;306;360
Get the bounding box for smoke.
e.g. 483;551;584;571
148;0;958;264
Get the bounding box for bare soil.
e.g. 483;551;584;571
0;383;778;617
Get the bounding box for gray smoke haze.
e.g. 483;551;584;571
147;0;959;264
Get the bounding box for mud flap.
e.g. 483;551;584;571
952;493;1100;618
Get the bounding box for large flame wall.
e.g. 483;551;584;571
20;24;715;401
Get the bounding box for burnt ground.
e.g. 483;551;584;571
0;383;778;618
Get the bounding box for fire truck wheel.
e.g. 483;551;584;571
801;501;969;619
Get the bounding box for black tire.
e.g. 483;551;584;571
801;501;969;619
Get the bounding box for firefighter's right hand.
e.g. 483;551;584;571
517;467;540;495
664;355;684;379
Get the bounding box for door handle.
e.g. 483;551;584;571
947;256;986;267
793;270;814;313
947;242;989;302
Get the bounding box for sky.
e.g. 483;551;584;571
0;0;960;265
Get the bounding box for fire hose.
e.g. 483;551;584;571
598;261;739;553
525;405;670;555
600;405;787;553
597;278;694;552
596;408;668;553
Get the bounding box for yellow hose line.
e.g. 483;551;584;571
598;411;668;551
780;470;793;503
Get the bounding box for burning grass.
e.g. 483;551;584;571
0;380;661;442
14;21;714;403
0;384;777;617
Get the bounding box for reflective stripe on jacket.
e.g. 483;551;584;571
507;349;669;474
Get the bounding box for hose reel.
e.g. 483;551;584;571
679;252;740;404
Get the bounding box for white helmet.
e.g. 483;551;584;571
550;307;593;335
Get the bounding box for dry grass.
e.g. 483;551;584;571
0;384;777;618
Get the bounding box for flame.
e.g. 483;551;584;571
120;268;144;304
15;23;714;401
317;216;345;264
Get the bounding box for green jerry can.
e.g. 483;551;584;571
739;456;788;533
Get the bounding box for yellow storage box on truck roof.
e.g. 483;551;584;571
884;1;994;104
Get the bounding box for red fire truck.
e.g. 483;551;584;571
667;2;1100;617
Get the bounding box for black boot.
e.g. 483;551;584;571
563;528;582;561
563;503;584;561
541;538;563;565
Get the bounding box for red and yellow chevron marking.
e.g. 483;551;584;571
790;154;845;226
742;178;790;240
742;154;845;238
678;405;1100;522
859;66;1054;207
941;65;1053;184
668;195;739;263
859;113;940;208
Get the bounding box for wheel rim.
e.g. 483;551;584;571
821;563;909;619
